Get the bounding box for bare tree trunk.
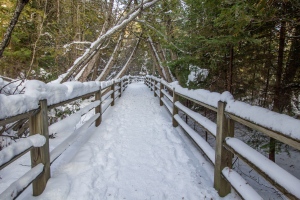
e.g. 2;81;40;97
228;45;234;93
147;40;165;79
115;37;141;79
77;0;115;82
26;0;48;78
96;31;124;81
157;43;173;82
271;19;286;162
0;0;29;57
59;0;160;83
148;36;171;81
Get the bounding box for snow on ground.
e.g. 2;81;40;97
15;82;237;200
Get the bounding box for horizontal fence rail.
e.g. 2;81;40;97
145;75;300;200
0;76;132;199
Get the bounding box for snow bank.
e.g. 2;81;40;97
0;135;46;167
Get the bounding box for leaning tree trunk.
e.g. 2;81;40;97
0;0;29;57
96;31;125;81
78;0;116;82
59;0;161;83
115;37;141;79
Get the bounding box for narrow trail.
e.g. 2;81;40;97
27;82;230;200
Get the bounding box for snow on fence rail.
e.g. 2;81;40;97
0;77;130;199
145;75;300;200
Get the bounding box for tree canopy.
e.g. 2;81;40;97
0;0;300;117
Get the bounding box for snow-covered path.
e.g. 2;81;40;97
26;82;233;200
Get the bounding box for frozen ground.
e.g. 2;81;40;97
12;82;237;200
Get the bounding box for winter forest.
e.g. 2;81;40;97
0;0;300;199
1;0;300;114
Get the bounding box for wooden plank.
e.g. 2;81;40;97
174;114;215;165
0;147;32;170
227;113;300;151
161;80;172;91
111;81;115;106
95;87;102;127
0;109;39;126
161;98;173;114
213;101;232;197
159;80;163;106
172;88;179;127
224;141;299;200
175;101;216;138
222;167;263;200
29;100;51;196
119;81;122;97
161;89;172;102
154;80;157;97
0;163;44;200
175;92;218;112
47;91;96;110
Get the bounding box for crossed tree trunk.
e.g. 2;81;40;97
59;0;161;83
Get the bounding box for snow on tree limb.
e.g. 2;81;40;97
58;0;160;83
115;37;141;79
148;36;170;81
96;31;125;81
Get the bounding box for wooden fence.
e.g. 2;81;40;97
145;75;300;200
0;77;130;199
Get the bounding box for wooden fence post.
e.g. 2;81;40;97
159;80;163;106
111;81;115;106
172;88;178;127
119;81;122;97
29;99;50;196
95;87;102;127
214;101;233;197
150;78;153;91
154;79;157;97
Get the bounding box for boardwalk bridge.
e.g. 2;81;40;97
0;76;300;200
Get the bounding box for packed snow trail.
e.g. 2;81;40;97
24;82;236;200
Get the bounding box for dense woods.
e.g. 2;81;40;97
1;0;299;117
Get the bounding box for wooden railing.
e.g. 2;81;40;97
145;75;300;200
0;77;129;199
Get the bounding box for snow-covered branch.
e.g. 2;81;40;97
58;0;160;83
96;31;125;81
115;37;141;79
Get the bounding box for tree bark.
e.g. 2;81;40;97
0;0;29;57
228;44;234;93
59;0;160;83
148;36;171;81
115;37;141;79
96;31;124;81
271;19;286;162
